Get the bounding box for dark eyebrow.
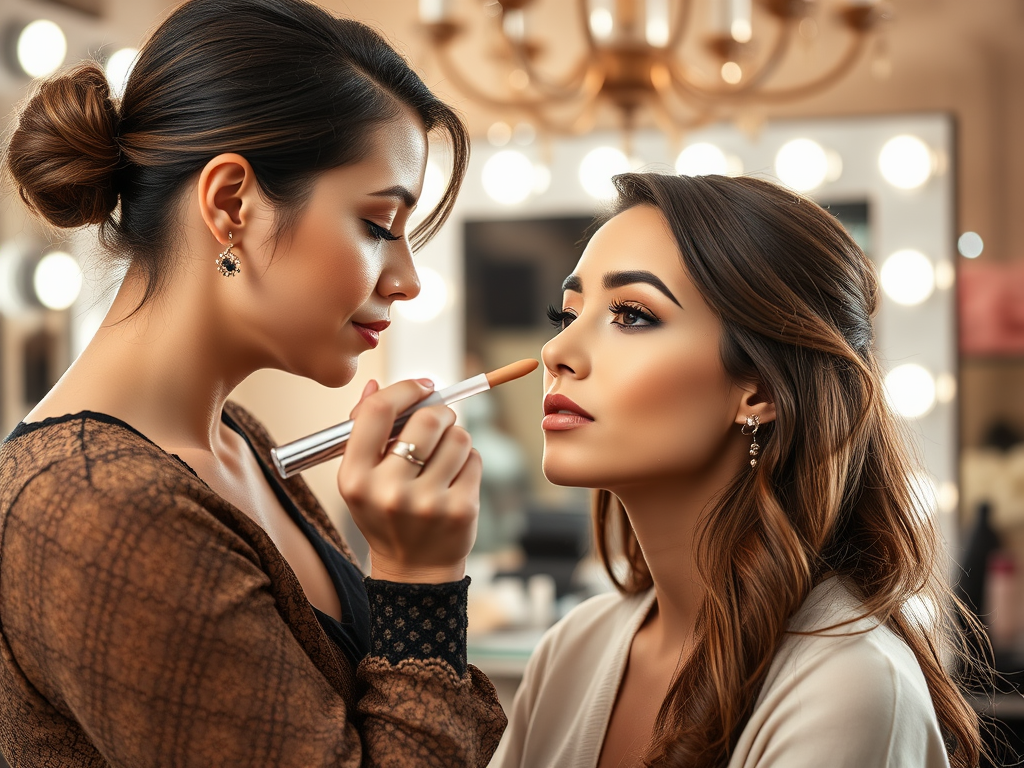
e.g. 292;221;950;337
369;185;417;208
561;274;583;293
602;270;681;307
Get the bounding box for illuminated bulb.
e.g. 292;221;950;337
646;18;670;46
396;267;448;322
17;20;67;78
880;249;934;306
731;18;752;43
938;481;959;514
482;150;534;205
721;62;742;84
934;260;955;291
104;48;139;99
879;135;933;190
512;122;536;146
935;372;957;404
532;163;552;195
958;231;983;259
33;251;83;310
590;8;614;38
884;364;936;418
579;146;629;200
675;143;728;177
774;138;829;192
487;122;512;147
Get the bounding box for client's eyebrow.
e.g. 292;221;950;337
369;185;417;208
604;270;682;307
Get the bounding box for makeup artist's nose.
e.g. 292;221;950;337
541;325;589;380
377;243;420;301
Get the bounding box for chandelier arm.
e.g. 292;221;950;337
665;0;695;51
433;43;583;110
665;26;866;104
506;42;601;99
744;33;870;103
649;93;714;133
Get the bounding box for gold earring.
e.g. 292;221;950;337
741;414;760;468
215;231;241;277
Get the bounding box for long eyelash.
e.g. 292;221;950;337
364;220;401;242
608;300;659;325
547;304;572;329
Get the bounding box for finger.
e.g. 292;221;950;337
448;448;483;512
381;405;457;476
348;378;380;419
343;380;436;476
417;424;473;488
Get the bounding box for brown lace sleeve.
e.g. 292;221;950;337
0;436;505;767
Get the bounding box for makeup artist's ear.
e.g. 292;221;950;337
733;380;777;427
197;153;261;245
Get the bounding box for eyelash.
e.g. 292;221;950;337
546;301;660;332
363;220;401;242
608;300;659;329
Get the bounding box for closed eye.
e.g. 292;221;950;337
364;220;401;242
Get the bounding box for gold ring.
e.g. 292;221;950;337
390;441;426;467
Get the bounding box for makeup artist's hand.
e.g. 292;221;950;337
338;378;481;584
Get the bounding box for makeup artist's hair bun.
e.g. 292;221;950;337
6;62;121;228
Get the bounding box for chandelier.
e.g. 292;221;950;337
419;0;890;141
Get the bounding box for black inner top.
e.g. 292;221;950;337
7;409;371;668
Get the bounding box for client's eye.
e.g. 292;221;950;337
547;305;577;333
609;301;659;329
363;220;401;242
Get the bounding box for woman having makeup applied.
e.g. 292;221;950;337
491;173;982;768
0;0;506;764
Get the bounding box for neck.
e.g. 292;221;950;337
56;269;257;452
612;455;745;650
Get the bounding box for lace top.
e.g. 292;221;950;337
0;402;505;767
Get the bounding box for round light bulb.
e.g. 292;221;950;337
774;138;829;192
396;267;448;323
958;231;984;259
590;8;614;38
481;150;534;205
487;122;512;147
532;163;552;195
104;48;139;99
675;143;728;177
884;364;936;419
879;135;933;190
17;20;67;78
579;146;629;200
880;249;935;306
33;251;83;311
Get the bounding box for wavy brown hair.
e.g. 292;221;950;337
592;173;983;767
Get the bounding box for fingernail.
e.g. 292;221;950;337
416;378;435;389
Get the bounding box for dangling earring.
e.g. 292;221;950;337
741;414;760;468
215;231;241;277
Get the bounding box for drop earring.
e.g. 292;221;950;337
741;414;760;468
216;231;241;277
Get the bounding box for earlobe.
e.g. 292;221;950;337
197;153;257;243
734;384;777;427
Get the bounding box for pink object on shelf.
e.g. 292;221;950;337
960;261;1024;355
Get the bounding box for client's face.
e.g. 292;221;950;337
541;205;748;491
237;111;427;387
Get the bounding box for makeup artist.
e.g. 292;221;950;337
0;0;506;764
492;173;983;768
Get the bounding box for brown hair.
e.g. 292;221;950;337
592;173;983;767
5;0;469;309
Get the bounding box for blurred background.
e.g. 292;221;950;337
1;0;1023;761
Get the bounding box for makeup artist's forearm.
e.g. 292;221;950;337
369;558;466;584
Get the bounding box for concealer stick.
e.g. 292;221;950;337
271;358;540;478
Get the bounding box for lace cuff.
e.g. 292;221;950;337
364;576;470;676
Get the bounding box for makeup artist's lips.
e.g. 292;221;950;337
542;393;594;431
353;320;390;349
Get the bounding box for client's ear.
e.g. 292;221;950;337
733;381;777;427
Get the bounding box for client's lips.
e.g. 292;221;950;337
353;320;390;349
542;393;594;431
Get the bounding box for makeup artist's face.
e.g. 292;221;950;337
541;205;749;490
233;112;426;387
